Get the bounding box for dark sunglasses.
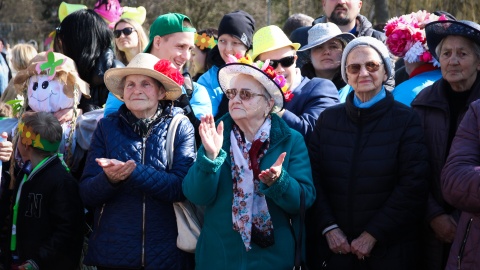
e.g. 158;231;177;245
114;27;136;38
269;56;295;69
346;61;383;74
225;88;266;101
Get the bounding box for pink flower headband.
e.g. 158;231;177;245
226;53;293;102
385;10;448;65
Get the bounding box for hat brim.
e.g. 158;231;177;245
298;33;355;52
217;63;284;113
426;20;480;60
104;67;182;101
251;43;301;61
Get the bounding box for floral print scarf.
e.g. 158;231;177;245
230;117;275;251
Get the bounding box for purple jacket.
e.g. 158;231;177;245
442;99;480;270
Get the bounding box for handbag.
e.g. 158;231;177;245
290;185;309;270
166;114;203;253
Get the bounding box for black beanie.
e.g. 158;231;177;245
217;10;255;49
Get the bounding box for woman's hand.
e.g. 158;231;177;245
259;152;286;186
96;158;136;184
54;107;81;124
325;228;351;255
430;214;457;243
199;114;223;160
351;231;377;260
0;132;12;162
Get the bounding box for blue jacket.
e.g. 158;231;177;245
282;76;339;141
197;65;222;117
183;113;315;270
392;69;442;106
80;104;196;269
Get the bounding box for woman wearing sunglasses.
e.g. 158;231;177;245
183;57;315;269
113;18;149;65
307;36;429;269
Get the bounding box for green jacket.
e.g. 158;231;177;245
183;113;315;270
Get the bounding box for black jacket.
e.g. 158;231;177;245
14;155;84;270
307;91;428;268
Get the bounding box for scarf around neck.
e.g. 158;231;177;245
230;117;275;250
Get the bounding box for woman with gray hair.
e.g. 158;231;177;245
411;19;480;270
307;36;429;269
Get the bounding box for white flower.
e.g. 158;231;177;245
404;41;425;63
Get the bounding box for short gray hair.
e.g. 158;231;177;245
435;36;480;60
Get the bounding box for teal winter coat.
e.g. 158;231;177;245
183;113;315;270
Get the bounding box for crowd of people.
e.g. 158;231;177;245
0;0;480;269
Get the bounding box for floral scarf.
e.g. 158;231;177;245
230;117;274;251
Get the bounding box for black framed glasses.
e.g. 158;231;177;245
346;61;383;74
269;56;295;69
114;27;136;38
225;88;266;101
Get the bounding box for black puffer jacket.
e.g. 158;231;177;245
307;91;428;268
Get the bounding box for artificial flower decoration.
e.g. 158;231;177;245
194;33;217;50
17;122;61;152
19;123;36;146
384;10;447;65
153;59;185;86
35;50;65;80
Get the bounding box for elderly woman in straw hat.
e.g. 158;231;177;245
299;22;354;92
307;36;428;269
410;19;480;270
79;53;196;269
252;25;339;141
183;56;315;269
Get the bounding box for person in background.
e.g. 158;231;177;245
441;99;480;270
252;25;339;140
0;44;37;103
298;22;354;101
385;11;444;106
113;17;149;65
190;28;218;81
183;58;315;269
80;53;196;269
411;19;480;270
283;13;314;38
9;111;84;270
307;36;428;269
54;9;124;113
0;38;12;82
283;13;314;70
197;10;255;120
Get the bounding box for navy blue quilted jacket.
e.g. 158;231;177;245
79;104;196;269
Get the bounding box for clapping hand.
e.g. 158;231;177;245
259;152;286;186
96;158;136;184
199;114;223;160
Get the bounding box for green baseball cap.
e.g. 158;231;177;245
144;13;196;53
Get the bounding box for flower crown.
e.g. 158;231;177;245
18;122;60;152
153;59;184;86
226;53;293;102
194;33;217;50
385;10;448;65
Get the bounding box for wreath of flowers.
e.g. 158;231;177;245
226;53;293;102
153;59;184;86
17;122;61;152
195;33;217;50
384;10;448;65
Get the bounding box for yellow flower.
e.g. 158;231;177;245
33;134;44;150
195;33;212;50
238;55;253;65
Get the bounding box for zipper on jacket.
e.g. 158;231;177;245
348;121;363;236
140;126;153;268
92;204;106;240
457;217;473;270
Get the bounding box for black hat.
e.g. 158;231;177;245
218;10;255;49
426;20;480;60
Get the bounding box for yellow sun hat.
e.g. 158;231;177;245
58;2;87;22
251;25;301;61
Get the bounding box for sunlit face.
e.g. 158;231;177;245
257;46;297;89
311;38;343;73
123;74;165;119
190;46;207;76
345;46;387;100
228;74;273;122
151;32;195;70
217;34;248;63
115;22;139;52
438;35;480;89
322;0;362;26
28;74;75;113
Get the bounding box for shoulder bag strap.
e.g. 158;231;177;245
166;114;189;170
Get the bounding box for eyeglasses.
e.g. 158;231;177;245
224;88;266;101
346;61;383;74
269;56;295;69
114;27;136;38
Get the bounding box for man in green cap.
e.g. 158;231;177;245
105;13;212;123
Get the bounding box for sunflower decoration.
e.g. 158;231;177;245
17;122;60;152
195;33;217;50
18;122;36;147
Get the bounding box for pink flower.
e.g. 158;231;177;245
386;25;415;57
273;75;286;88
154;59;184;86
419;51;433;62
